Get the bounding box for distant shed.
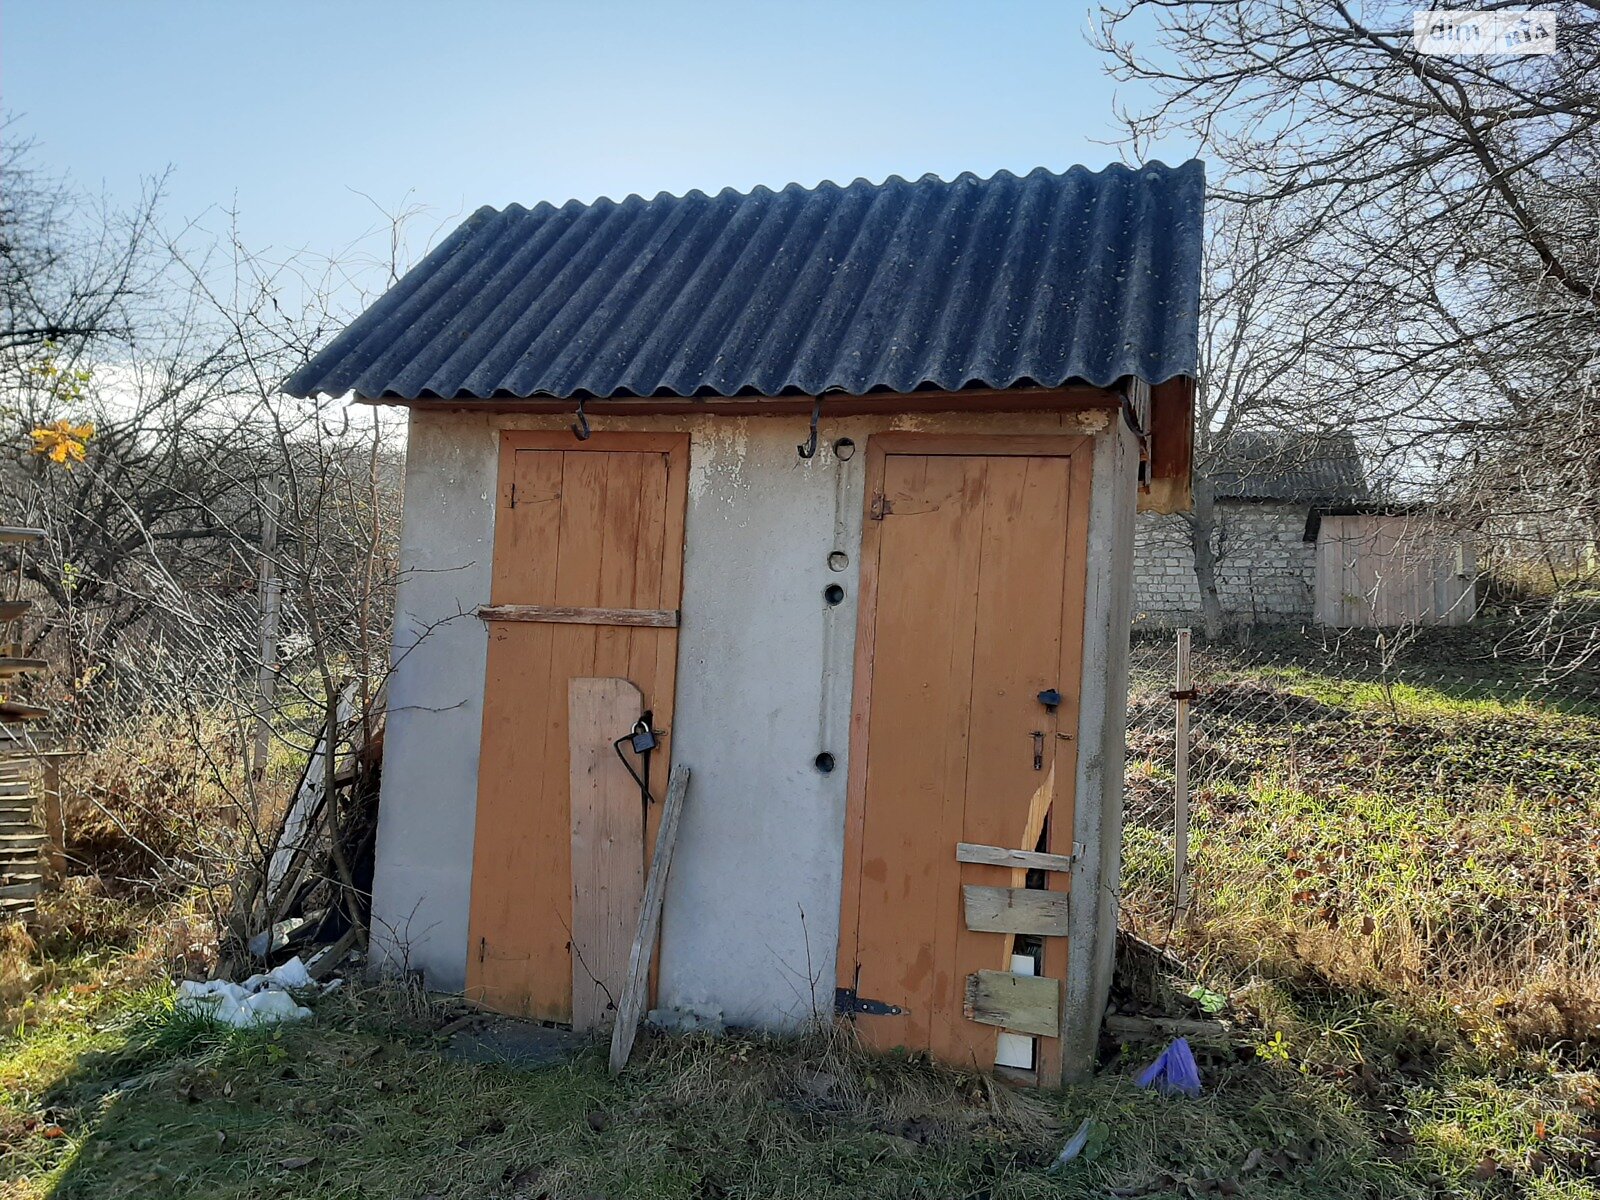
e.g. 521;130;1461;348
1313;511;1477;627
285;162;1205;1084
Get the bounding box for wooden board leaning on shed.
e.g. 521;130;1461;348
610;763;691;1075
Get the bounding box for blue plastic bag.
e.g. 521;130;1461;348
1134;1036;1202;1097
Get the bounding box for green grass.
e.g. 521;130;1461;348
2;978;1471;1199
1123;641;1600;1198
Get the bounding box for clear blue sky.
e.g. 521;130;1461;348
2;0;1178;276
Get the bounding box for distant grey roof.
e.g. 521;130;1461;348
1209;432;1369;504
283;161;1204;402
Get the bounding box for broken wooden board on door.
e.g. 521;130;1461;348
962;885;1071;936
964;970;1060;1038
569;677;647;1033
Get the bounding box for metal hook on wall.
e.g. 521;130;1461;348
797;396;822;459
571;396;591;441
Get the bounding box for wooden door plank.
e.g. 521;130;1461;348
1038;443;1092;1089
629;453;672;701
512;449;609;1014
593;451;647;681
468;449;565;1013
851;454;983;1057
610;763;691;1074
640;446;686;1006
964;970;1060;1037
927;457;989;1063
955;842;1077;871
963;886;1071;936
569;678;646;1033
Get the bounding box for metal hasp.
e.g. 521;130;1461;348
1036;688;1062;713
835;987;904;1017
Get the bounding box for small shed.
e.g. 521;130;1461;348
1313;510;1477;627
286;162;1204;1084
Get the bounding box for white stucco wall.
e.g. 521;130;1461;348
371;406;1128;1041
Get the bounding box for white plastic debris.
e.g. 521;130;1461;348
176;955;321;1028
1049;1117;1095;1172
265;957;313;990
646;1004;726;1036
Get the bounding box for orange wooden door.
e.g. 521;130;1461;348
837;435;1090;1083
467;432;688;1022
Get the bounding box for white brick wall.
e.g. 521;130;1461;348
1132;502;1315;627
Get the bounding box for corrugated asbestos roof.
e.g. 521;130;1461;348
283;160;1204;402
1209;432;1369;504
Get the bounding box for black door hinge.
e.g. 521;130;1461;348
835;987;904;1017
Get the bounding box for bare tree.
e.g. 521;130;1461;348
1098;0;1600;662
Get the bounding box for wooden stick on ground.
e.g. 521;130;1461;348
609;763;691;1075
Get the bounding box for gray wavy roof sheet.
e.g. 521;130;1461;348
1209;432;1369;504
284;160;1204;402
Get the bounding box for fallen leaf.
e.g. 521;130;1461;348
41;1125;64;1139
279;1155;316;1170
1472;1155;1498;1181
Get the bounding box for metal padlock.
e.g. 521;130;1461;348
629;720;658;754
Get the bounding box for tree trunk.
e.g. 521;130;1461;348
1188;479;1227;642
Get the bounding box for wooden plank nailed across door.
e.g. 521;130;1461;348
964;970;1060;1037
478;604;680;628
962;886;1071;936
955;842;1077;872
568;678;647;1034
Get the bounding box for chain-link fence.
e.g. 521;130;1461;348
1120;622;1600;985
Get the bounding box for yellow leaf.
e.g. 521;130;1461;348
29;418;93;471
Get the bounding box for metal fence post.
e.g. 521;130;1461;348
1174;628;1192;922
